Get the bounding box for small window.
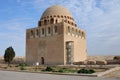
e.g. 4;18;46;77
48;27;50;34
42;28;44;35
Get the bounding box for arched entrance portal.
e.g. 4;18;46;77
41;57;44;64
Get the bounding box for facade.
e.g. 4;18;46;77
26;5;87;65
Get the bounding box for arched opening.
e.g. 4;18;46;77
54;26;57;33
47;16;49;18
39;21;41;26
75;24;77;27
48;20;49;22
36;29;39;36
42;28;44;35
41;57;44;64
44;20;47;25
68;21;70;24
48;27;50;34
79;30;81;36
56;19;58;23
82;32;85;38
71;22;73;25
82;32;84;36
68;26;70;33
76;29;77;35
31;30;33;36
72;28;74;34
57;15;60;18
50;18;54;24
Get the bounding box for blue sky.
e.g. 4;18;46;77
0;0;120;56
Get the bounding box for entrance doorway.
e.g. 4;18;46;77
41;57;44;64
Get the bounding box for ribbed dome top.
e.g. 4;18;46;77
41;5;73;19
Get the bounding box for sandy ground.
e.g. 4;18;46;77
103;70;120;79
0;56;120;78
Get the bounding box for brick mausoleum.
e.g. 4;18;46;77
26;5;87;65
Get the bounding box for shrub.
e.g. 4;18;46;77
89;69;95;73
77;69;95;74
58;68;66;72
18;63;28;67
113;56;120;60
45;67;53;71
77;69;88;73
20;66;25;70
58;69;64;72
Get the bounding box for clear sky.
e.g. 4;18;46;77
0;0;120;56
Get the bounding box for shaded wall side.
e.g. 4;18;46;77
63;22;87;63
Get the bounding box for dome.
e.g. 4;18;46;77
41;5;73;19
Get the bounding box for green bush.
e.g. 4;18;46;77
58;69;64;72
89;69;95;73
77;69;95;74
18;63;28;67
58;68;66;72
20;66;25;70
77;69;87;73
45;67;53;71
